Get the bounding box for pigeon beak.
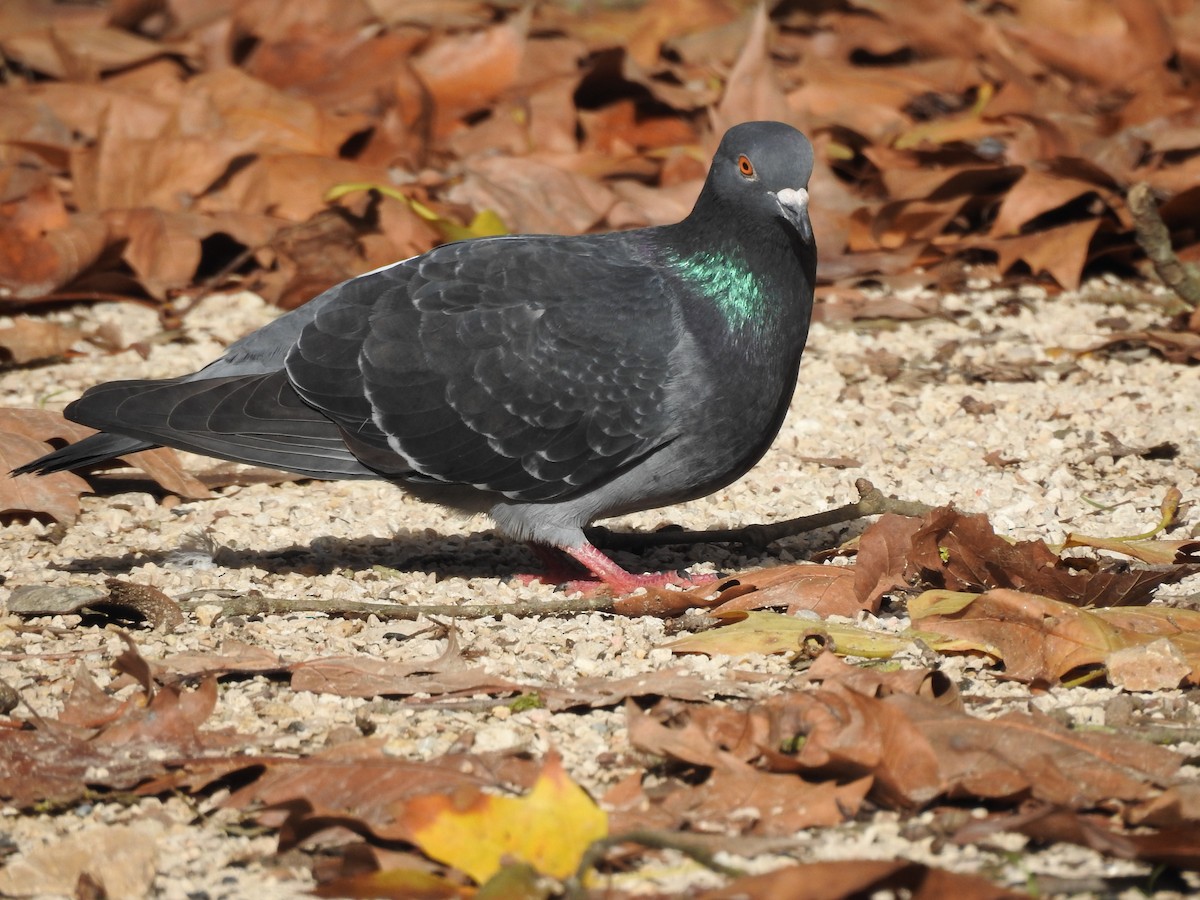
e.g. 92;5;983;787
773;187;813;243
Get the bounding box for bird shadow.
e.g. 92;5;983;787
50;526;760;582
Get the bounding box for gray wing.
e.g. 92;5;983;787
286;233;684;501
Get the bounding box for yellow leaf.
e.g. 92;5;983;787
325;183;508;243
907;589;985;618
403;754;607;885
894;83;999;150
665;610;974;658
1061;534;1200;565
325;180;407;203
1060;486;1186;556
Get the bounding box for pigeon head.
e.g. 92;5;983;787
703;121;815;244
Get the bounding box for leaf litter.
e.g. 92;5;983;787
2;0;1200;897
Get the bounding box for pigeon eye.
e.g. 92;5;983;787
737;155;755;178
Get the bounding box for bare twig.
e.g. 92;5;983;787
1128;182;1200;311
177;592;620;621
588;478;932;553
174;480;932;620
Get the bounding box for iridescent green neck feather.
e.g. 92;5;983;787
670;248;764;327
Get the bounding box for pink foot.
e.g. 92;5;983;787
512;542;716;595
513;547;592;588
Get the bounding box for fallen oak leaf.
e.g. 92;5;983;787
908;505;1198;606
0;432;91;523
909;589;1113;685
698;859;1025;900
1;407;210;504
0;669;246;808
704;562;865;617
954;804;1200;872
910;589;1200;686
0;317;82;366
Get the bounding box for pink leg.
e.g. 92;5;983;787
561;542;716;594
514;541;717;594
525;543;588;584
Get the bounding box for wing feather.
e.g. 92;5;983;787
285;233;682;500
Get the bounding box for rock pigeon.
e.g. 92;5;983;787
15;121;817;593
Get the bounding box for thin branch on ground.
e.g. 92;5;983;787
177;592;619;621
588;478;933;553
174;479;933;620
1128;182;1200;311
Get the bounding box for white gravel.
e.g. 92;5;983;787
2;278;1199;898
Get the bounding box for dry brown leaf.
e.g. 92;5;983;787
623;674;1182;832
983;217;1103;289
1087;328;1200;364
1;24;171;81
0;317;81;366
910;589;1200;688
699;859;1024;900
907;505;1196;607
1002;0;1174;90
0;176;109;298
620;700;870;835
712;5;792;136
1105;639;1192;692
955;804;1200;872
0;822;160;899
910;588;1115;685
223;740;541;841
412;11;529;138
448;154;614;235
244;26;425;114
0;432;91;523
814;289;942;323
107;208;279;301
801;651;961;707
0;668;246;808
706;563;865;617
990;168;1111;237
853;513;922;608
1;407;210;505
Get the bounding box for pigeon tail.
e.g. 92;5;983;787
11;433;153;477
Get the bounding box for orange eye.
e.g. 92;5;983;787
737;154;755;177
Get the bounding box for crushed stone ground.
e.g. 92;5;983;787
2;279;1199;899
